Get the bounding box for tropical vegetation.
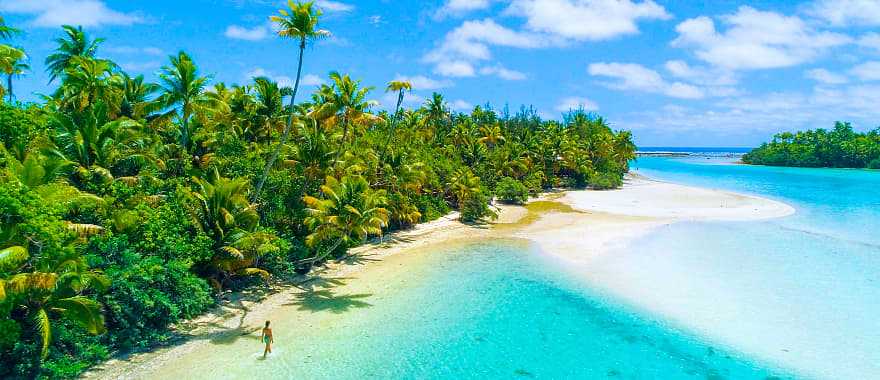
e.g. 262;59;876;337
0;3;636;378
743;122;880;168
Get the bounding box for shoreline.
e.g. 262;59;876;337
85;174;794;379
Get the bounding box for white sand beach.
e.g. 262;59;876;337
85;174;794;379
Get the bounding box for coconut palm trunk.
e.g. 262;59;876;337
379;89;404;164
6;73;11;102
253;37;305;199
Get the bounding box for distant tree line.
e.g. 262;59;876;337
743;122;880;169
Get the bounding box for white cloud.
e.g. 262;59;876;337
451;99;474;111
426;2;670;80
505;0;670;41
368;15;383;25
0;0;143;28
424;19;543;78
225;24;269;41
624;84;880;141
663;60;737;86
300;74;324;87
434;60;477;77
555;96;599;111
805;0;880;27
436;0;493;19
588;62;704;99
316;0;353;12
380;91;425;110
850;61;880;81
479;65;527;80
805;68;848;84
246;68;323;88
672;6;851;70
858;33;880;52
392;75;452;90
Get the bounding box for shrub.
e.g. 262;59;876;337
494;177;529;204
868;158;880;169
460;192;497;223
589;171;623;190
413;194;450;222
102;257;213;350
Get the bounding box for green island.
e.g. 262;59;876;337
0;6;635;379
743;121;880;169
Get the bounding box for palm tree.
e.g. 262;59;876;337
188;169;273;289
252;76;291;142
0;45;27;102
478;123;506;148
448;167;481;208
0;189;107;360
2;262;107;360
56;56;118;112
114;72;160;120
324;72;379;160
254;0;330;199
379;80;412;163
0;16;21;40
44;102;159;183
424;93;449;141
302;175;388;264
45;25;103;83
156;51;213;152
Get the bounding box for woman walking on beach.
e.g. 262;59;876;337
261;321;274;358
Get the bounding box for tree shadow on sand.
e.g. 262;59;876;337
287;289;373;314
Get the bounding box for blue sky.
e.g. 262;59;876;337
3;0;880;147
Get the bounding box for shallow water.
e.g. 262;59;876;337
150;240;788;379
148;155;880;380
609;156;880;379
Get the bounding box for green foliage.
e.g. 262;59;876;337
588;171;624;190
495;177;529;204
744;122;880;168
460;192;497;223
867;158;880;169
0;12;639;378
0;103;47;155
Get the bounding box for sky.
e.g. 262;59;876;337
3;0;880;147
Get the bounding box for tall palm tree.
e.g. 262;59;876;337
254;0;330;199
0;45;27;102
156;51;212;152
379;80;411;163
45;25;103;83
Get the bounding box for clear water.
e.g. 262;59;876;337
149;155;880;380
151;240;788;379
608;156;880;379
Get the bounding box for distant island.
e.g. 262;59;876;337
743;122;880;169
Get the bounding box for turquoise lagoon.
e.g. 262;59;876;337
155;240;786;379
156;154;879;379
